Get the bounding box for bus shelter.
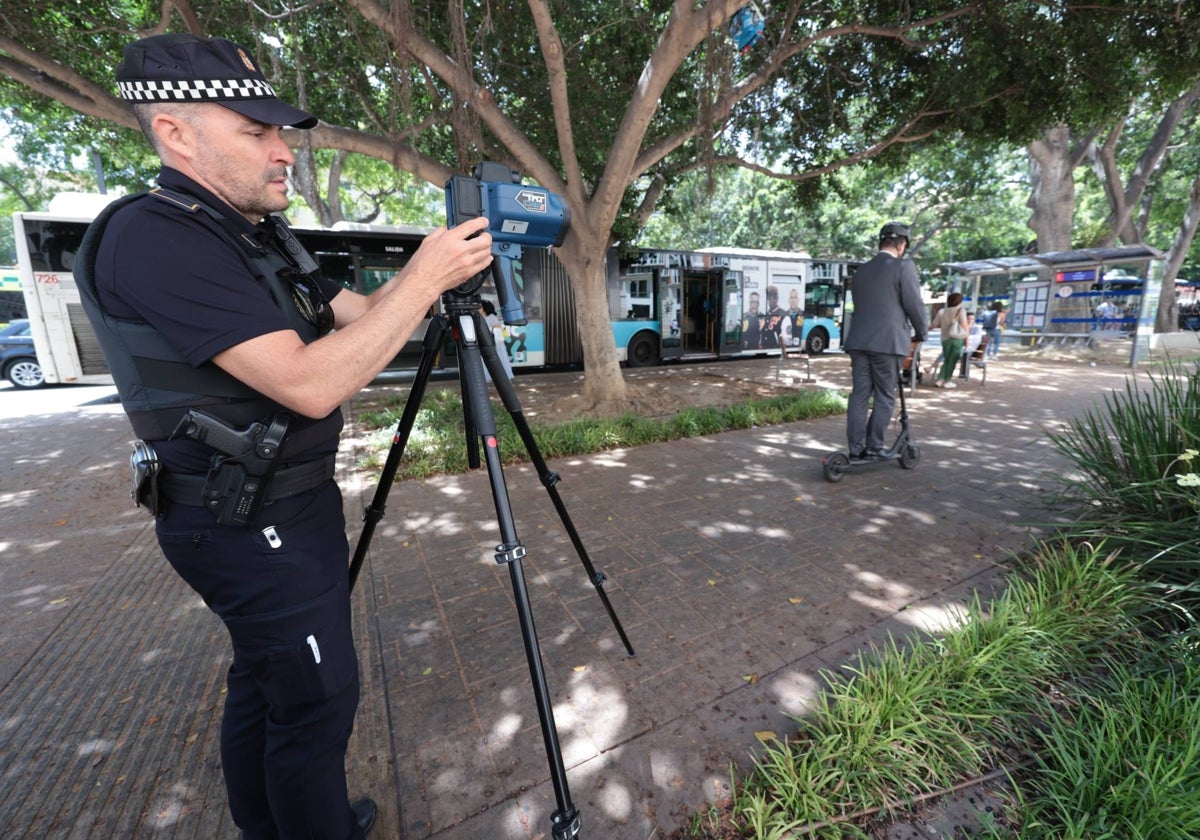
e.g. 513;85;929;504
944;244;1165;367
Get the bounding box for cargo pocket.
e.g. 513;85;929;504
223;579;359;709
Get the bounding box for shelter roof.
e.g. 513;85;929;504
945;244;1162;277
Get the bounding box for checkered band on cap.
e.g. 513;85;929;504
118;77;278;103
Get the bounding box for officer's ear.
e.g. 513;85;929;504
150;109;200;162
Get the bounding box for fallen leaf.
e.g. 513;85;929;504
788;597;804;604
184;733;198;745
422;666;433;676
572;665;587;672
49;597;67;605
707;579;716;586
754;730;777;743
742;674;759;684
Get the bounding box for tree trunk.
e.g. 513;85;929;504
1156;175;1200;334
555;228;629;410
1093;81;1200;247
1027;124;1079;252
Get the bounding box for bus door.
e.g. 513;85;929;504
657;267;684;361
681;268;721;355
719;270;744;353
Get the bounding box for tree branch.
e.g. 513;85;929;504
344;0;566;195
0;40;134;128
630;5;984;182
527;0;584;205
294;122;457;191
632;172;668;228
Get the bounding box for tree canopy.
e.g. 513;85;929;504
2;1;1198;405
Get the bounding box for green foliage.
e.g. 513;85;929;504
1046;360;1200;627
1018;640;1200;839
728;542;1141;839
1049;361;1200;512
356;386;846;480
4;1;1198;243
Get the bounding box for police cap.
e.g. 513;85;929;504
116;33;318;129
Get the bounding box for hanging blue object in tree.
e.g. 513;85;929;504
729;3;765;53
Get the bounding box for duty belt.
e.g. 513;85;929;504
160;455;336;508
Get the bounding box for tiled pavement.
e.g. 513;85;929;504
0;351;1144;838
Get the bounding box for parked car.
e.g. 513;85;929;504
1;319;45;388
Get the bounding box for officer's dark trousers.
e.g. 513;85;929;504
157;480;364;840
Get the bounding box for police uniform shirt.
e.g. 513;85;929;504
93;167;344;473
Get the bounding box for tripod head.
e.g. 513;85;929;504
441;286;485;317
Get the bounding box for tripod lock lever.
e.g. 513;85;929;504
494;542;528;565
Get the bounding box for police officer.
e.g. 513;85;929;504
842;222;928;459
76;33;494;839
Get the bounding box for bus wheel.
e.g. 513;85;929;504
804;328;829;355
626;331;661;367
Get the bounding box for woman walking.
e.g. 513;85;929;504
935;292;969;389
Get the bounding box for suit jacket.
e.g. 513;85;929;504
843;251;927;356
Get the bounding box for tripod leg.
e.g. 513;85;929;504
457;346;481;470
348;315;449;591
478;326;636;657
455;311;581;840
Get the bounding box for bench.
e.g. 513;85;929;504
775;344;813;382
959;334;990;384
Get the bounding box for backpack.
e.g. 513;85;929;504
982;310;999;330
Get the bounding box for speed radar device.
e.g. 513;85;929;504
445;161;570;325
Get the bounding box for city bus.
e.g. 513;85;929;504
13;198;852;384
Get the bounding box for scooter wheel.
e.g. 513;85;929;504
823;452;850;482
899;443;920;469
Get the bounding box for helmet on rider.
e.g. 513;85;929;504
879;222;911;248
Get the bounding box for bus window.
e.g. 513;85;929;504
805;282;840;319
313;253;356;291
621;270;654;319
358;264;400;295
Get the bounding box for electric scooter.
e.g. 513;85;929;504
822;354;921;482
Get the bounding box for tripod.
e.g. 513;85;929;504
348;291;635;840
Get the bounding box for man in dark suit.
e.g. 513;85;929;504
843;223;928;459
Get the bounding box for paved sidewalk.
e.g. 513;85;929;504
0;352;1143;839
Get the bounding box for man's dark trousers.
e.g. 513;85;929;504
846;350;901;454
156;480;364;840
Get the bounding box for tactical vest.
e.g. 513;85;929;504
74;187;342;454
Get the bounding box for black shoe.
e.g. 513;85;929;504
351;798;378;837
864;447;887;459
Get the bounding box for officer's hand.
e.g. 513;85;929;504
405;217;494;296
